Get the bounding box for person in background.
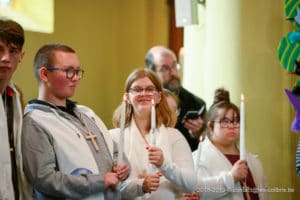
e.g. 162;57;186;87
186;88;269;200
145;45;206;151
110;68;197;199
0;18;31;200
21;43;130;199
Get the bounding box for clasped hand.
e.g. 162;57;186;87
231;160;248;182
146;145;164;168
139;145;164;193
104;164;130;189
142;172;162;193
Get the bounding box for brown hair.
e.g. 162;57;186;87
205;88;240;134
0;18;24;50
112;68;177;128
33;43;76;81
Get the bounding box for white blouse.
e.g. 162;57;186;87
193;137;269;200
110;119;197;200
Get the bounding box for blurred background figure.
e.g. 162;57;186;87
0;18;31;200
163;88;179;121
145;45;206;151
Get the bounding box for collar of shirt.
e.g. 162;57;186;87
28;99;78;117
5;86;15;97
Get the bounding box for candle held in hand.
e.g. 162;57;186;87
117;96;126;165
240;94;246;160
150;98;156;146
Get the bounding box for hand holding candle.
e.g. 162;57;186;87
240;94;246;160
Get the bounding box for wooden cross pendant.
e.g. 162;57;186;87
85;132;99;151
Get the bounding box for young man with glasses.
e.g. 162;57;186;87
145;45;206;151
0;18;31;200
21;43;130;199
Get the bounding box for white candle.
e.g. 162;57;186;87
117;95;126;165
149;98;156;172
240;94;246;160
150;99;156;146
195;135;203;172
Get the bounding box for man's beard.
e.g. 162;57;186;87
164;76;181;95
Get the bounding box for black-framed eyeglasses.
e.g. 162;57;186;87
213;118;240;128
129;86;157;95
46;67;84;80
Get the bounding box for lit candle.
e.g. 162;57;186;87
195;135;203;172
149;98;156;172
150;99;156;146
117;95;126;165
240;94;246;160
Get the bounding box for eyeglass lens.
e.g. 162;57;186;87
129;86;157;95
158;63;178;73
65;68;84;79
217;118;240;128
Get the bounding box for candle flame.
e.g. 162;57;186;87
151;99;154;105
241;94;244;101
123;94;126;101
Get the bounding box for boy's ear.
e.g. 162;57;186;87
19;51;25;63
39;66;49;82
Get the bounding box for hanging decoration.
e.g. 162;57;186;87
278;0;300;132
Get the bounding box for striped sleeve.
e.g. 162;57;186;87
296;140;300;177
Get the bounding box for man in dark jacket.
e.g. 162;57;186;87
145;46;206;151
